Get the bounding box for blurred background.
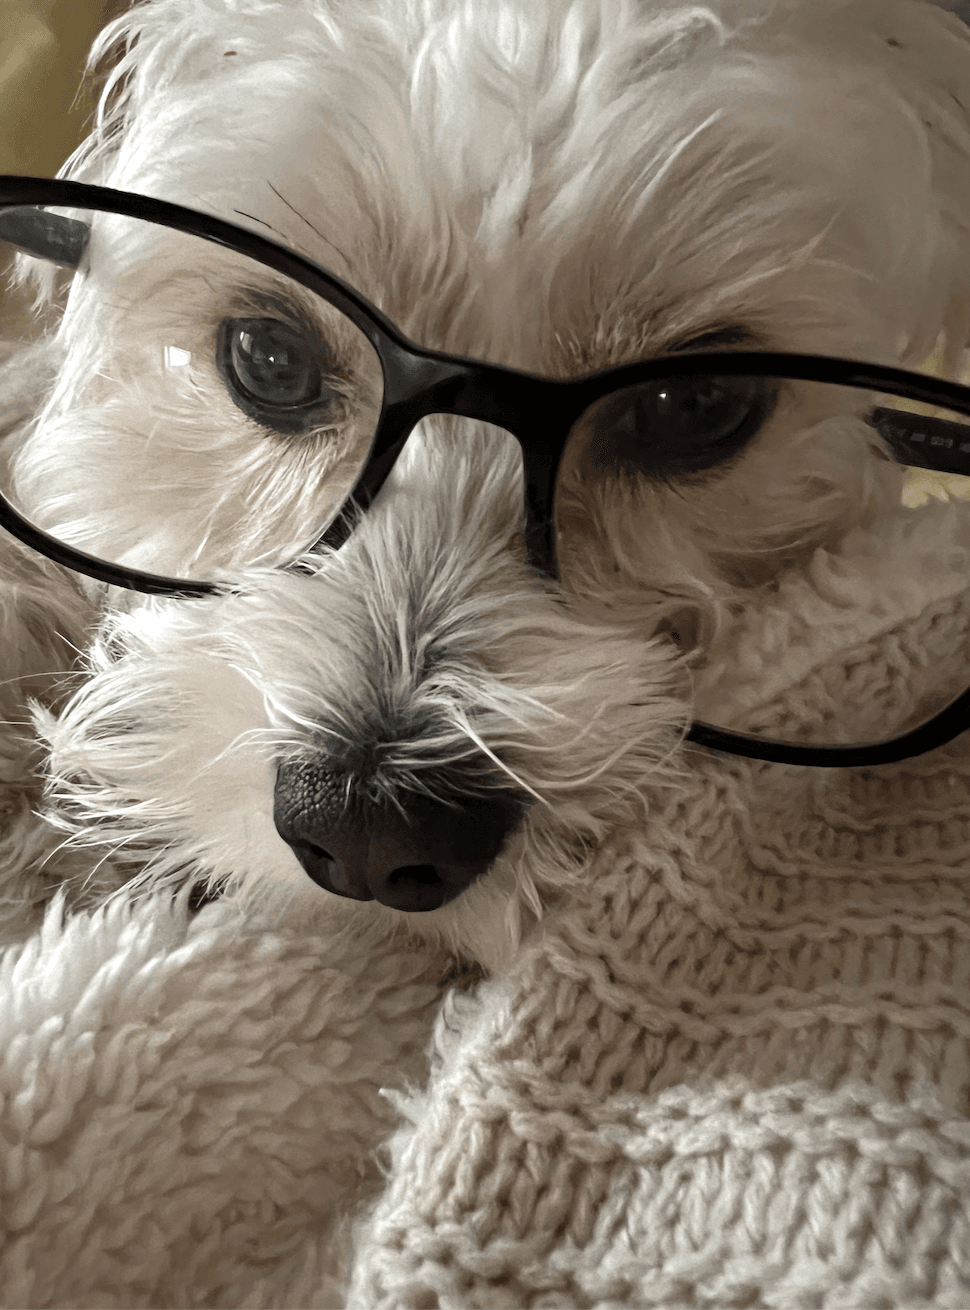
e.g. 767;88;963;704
0;1;129;178
0;1;127;339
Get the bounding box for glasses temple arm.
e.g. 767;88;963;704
870;406;970;478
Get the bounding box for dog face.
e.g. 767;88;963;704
4;0;970;969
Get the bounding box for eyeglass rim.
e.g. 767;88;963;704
2;176;970;769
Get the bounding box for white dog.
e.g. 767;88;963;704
2;0;970;974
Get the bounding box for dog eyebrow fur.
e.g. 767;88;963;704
667;325;761;354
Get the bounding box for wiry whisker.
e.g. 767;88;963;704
447;716;546;804
33;827;89;873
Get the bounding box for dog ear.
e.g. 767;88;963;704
0;208;89;269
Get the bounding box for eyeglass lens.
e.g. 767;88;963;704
2;207;969;751
1;210;384;581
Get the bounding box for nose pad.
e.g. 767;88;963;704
274;760;525;912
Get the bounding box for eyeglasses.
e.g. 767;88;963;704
3;175;970;769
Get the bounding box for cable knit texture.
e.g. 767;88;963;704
0;499;969;1309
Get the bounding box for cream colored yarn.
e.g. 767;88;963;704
342;503;970;1309
0;506;968;1308
0;893;455;1310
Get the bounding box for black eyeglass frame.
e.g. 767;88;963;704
3;175;970;769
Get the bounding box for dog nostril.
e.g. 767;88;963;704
389;863;440;887
274;761;527;912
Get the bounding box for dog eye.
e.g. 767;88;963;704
217;316;343;433
582;375;776;477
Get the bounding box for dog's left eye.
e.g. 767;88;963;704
581;374;777;477
217;317;343;434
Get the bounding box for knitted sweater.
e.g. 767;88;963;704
0;500;968;1309
342;501;970;1309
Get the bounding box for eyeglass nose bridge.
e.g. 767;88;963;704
333;344;579;578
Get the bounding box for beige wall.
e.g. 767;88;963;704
1;1;119;177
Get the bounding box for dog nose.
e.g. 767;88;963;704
274;761;524;912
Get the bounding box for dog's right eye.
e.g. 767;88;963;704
217;316;344;435
579;374;777;478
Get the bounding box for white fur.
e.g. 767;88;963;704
34;431;689;975
3;0;970;969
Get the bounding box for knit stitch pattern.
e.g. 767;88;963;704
343;500;970;1309
1;509;969;1308
0;897;455;1309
